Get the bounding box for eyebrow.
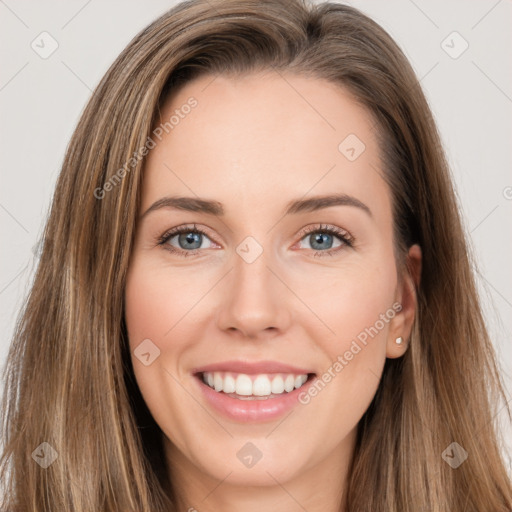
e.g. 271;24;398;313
140;193;372;219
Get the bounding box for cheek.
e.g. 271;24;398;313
124;257;209;351
335;265;396;344
124;258;187;397
124;259;204;446
124;255;222;379
292;255;397;410
124;264;172;345
289;254;397;353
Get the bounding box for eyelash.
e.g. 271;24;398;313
156;223;355;258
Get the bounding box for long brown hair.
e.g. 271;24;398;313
1;0;510;510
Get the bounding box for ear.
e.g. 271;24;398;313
386;244;422;358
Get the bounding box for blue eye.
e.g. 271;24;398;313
304;232;339;251
297;224;353;257
173;231;206;250
158;224;213;256
157;223;354;258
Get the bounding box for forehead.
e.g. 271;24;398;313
141;71;390;222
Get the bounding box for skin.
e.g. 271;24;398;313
124;71;422;512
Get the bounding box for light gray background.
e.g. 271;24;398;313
1;0;511;467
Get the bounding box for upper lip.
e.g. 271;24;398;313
191;360;315;375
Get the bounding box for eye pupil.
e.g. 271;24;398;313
311;232;332;250
179;232;201;249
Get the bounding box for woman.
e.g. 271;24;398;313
1;0;511;510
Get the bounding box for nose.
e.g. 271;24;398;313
215;244;292;339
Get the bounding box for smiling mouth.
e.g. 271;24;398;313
196;371;316;400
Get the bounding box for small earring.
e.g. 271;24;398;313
395;336;403;345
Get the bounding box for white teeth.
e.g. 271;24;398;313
253;375;272;396
223;374;236;393
271;375;285;394
201;371;310;397
213;373;223;392
284;374;295;392
235;374;253;396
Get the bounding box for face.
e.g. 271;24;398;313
124;71;420;491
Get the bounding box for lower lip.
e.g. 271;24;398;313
194;374;314;423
